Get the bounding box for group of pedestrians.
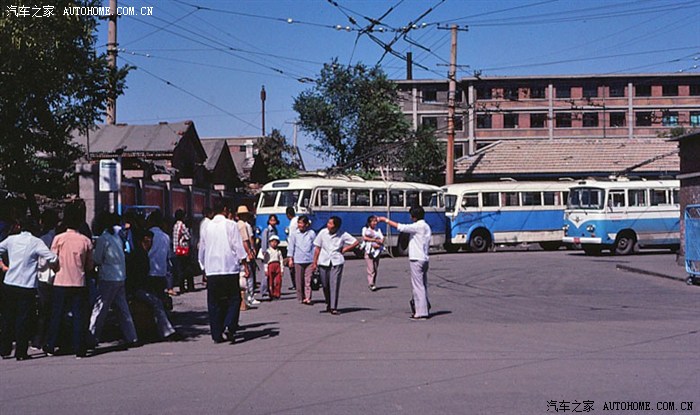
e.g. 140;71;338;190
0;200;434;360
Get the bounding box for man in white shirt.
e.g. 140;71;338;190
379;206;432;320
199;202;249;343
0;218;58;360
285;207;298;291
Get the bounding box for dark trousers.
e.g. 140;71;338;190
45;286;88;356
32;281;52;348
0;284;36;359
206;274;241;342
174;256;194;292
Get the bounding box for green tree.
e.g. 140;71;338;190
250;129;300;183
0;0;130;212
293;59;410;173
401;126;446;186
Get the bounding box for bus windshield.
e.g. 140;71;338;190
567;187;604;210
445;194;457;213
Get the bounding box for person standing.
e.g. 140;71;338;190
284;207;298;291
0;218;58;360
258;214;278;301
311;216;359;315
197;207;215;287
199;202;249;343
235;205;258;306
32;208;59;349
379;206;432;320
262;235;283;299
89;212;138;347
146;210;172;301
287;215;316;305
361;215;384;291
172;209;193;293
46;204;94;357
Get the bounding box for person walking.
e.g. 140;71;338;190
361;215;384;291
286;215;316;305
0;218;58;360
146;210;172;302
46;203;94;358
262;235;283;299
379;206;432;320
258;214;278;301
235;206;258;307
172;209;193;293
199;201;249;343
284;207;298;291
311;216;359;315
89;212;139;348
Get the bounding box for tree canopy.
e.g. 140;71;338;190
250;129;300;184
293;59;411;173
0;0;130;209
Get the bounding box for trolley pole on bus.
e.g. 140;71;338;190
445;24;457;185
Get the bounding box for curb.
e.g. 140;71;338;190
616;264;687;282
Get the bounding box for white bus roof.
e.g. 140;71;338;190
442;181;574;194
261;177;442;192
570;178;679;189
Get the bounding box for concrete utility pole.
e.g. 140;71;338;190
106;0;117;124
261;85;267;136
445;24;457;185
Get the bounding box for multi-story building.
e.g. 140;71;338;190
396;73;700;159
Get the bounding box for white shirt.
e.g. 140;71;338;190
0;231;57;289
287;215;298;238
37;229;56;284
199;214;248;276
397;219;431;262
313;229;357;267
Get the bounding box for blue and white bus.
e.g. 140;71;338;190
255;176;447;254
443;181;572;252
562;178;680;255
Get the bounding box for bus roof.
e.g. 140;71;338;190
569;178;679;189
261;177;442;192
442;180;574;194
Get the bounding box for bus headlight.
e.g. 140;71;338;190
586;224;596;233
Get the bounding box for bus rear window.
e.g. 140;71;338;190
260;191;277;208
568;188;604;209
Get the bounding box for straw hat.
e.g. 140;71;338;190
236;205;250;214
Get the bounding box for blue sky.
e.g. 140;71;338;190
96;0;700;169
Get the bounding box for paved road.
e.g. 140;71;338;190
1;250;698;414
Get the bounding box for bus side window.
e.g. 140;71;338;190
315;190;329;207
483;192;499;207
628;189;647;207
673;189;679;205
522;192;542;206
390;190;404;207
502;192;519;207
609;190;625;208
650;189;668;206
332;189;349;206
420;191;435;207
351;189;370;206
261;191;278;208
543;192;556;206
461;193;479;209
372;190;387;206
407;191;419;207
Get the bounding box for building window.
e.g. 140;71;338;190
691;111;700;127
662;111;678;126
635;84;651;97
583;85;598;98
609;84;625;97
476;87;492;100
504;87;519;100
422;89;438;102
556;113;572;128
421;116;438;130
454;115;464;131
529;86;546;99
610;112;626;127
503;113;519;128
690;84;700;96
239;145;246;152
556;86;571;99
636;112;652;126
476;114;492;129
454;89;463;102
582;112;599;127
454;143;464;160
530;113;547;128
662;84;678;97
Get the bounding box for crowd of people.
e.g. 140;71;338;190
0;198;434;361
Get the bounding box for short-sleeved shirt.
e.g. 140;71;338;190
313;228;356;267
0;231;57;289
51;229;93;287
397;220;431;262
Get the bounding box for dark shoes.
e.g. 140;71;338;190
16;355;32;361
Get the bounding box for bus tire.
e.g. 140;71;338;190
582;244;602;256
539;241;562;251
469;230;491;253
613;232;636;256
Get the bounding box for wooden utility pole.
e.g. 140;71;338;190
261;85;267;136
106;0;117;124
446;25;457;185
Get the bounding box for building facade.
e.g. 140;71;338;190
396;73;700;159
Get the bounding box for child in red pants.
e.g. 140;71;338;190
264;235;284;299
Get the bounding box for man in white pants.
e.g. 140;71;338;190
379;206;431;320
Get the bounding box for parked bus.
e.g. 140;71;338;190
255;176;447;254
443;181;572;252
562;178;680;255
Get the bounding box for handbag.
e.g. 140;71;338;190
175;246;189;256
311;270;321;291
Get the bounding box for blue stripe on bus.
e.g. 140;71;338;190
450;209;565;238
